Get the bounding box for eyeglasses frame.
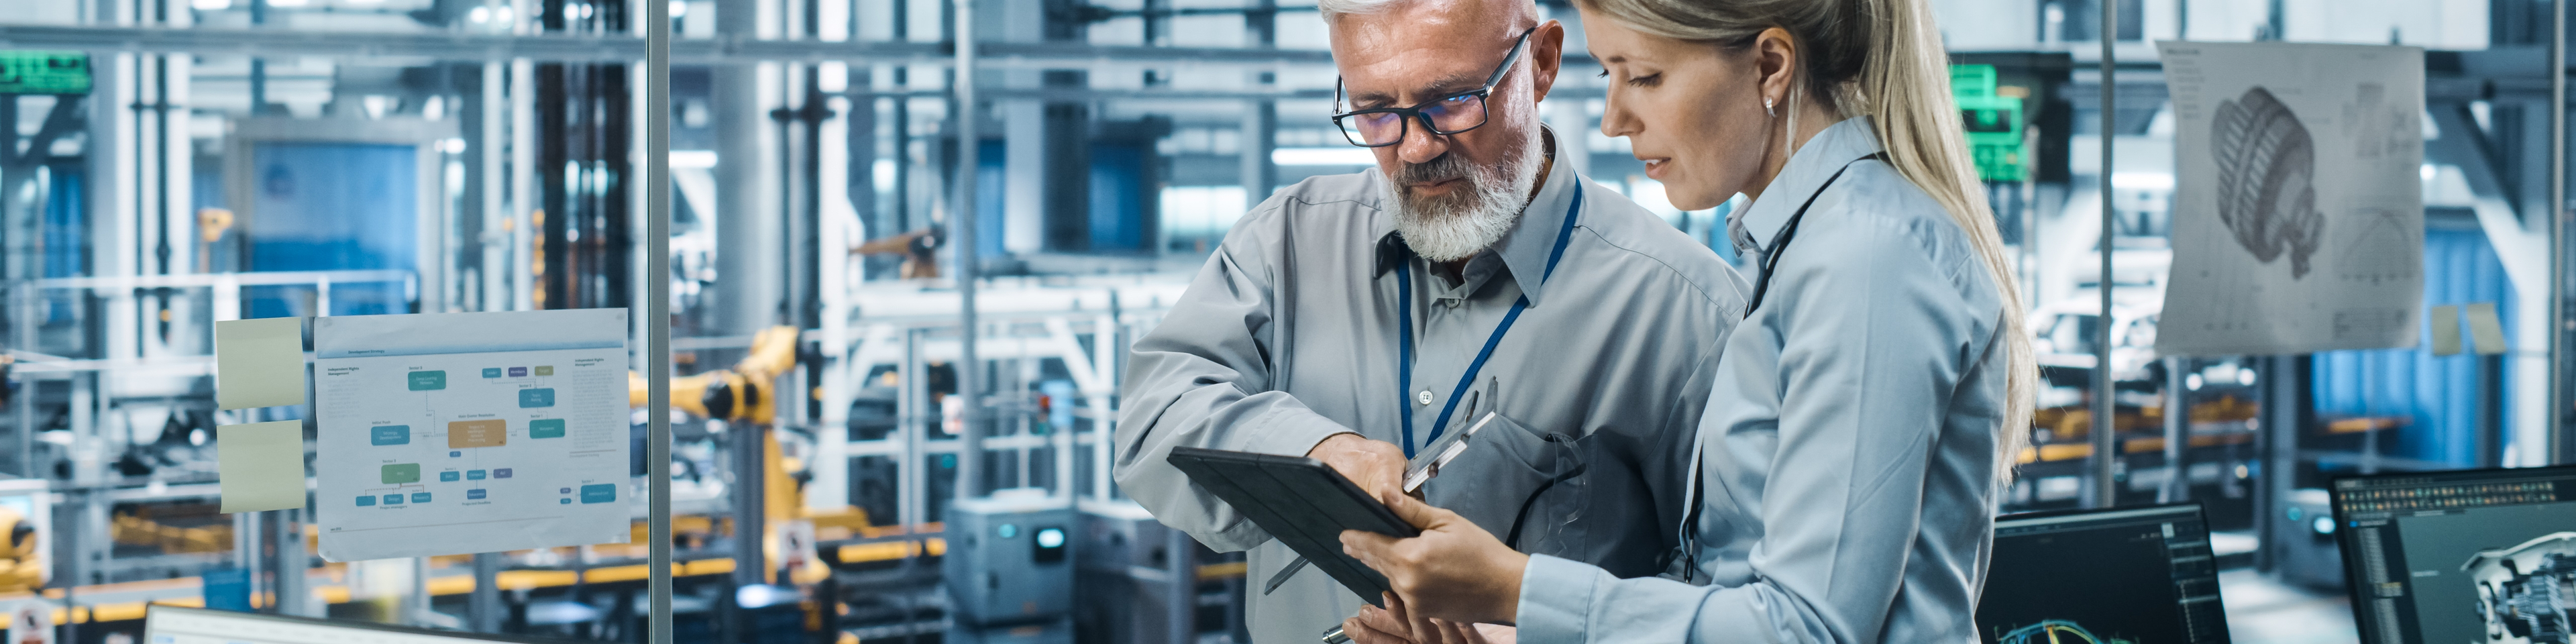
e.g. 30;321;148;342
1330;26;1538;148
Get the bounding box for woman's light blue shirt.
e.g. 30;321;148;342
1514;117;2010;644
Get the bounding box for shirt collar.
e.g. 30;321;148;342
1731;116;1884;256
1373;125;1583;307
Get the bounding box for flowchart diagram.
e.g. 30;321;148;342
313;310;631;561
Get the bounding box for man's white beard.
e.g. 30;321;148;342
1385;121;1547;262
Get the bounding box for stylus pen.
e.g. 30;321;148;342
1322;626;1352;643
1404;412;1498;494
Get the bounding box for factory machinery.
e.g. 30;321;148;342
0;270;1246;644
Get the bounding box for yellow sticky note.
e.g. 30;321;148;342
219;421;307;513
2466;303;2510;356
2428;305;2461;357
215;317;305;410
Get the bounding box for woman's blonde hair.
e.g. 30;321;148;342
1574;0;2035;484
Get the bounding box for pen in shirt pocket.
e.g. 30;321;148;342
1403;411;1499;494
1403;376;1500;494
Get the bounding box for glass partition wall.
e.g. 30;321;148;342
0;0;2567;641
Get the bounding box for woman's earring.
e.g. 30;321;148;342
1764;97;1775;117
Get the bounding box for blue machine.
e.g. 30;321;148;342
244;141;419;317
1086;143;1150;252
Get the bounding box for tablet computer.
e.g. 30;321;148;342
1166;445;1419;606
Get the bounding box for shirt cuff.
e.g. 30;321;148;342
1515;554;1601;644
1235;405;1356;459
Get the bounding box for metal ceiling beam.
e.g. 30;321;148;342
0;24;1336;67
857;87;1336;101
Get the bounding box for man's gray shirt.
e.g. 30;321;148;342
1113;130;1749;643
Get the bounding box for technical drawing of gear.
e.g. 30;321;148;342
1996;619;2138;644
2463;532;2576;643
2210;86;2324;279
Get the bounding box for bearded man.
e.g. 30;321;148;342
1110;0;1747;640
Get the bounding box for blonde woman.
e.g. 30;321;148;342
1334;0;2036;641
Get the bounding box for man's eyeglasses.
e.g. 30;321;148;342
1331;27;1536;148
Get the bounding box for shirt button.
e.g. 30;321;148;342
1417;390;1434;406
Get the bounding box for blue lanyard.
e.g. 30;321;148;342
1395;182;1584;458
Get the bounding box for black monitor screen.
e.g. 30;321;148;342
2332;465;2576;644
1977;503;2231;644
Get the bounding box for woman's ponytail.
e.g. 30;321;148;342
1851;0;2037;485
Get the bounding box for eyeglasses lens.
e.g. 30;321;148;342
1346;111;1406;146
1424;96;1487;133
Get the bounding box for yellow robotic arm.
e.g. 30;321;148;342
628;325;802;425
0;505;42;592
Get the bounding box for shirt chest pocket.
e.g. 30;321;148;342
1419;414;1591;557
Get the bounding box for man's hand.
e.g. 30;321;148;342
1307;433;1407;500
1340;489;1527;626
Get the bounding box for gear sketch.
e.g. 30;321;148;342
2210;86;2325;279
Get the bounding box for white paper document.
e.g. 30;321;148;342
2153;41;2424;356
312;309;631;561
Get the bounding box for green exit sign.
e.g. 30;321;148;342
1951;64;2028;182
0;52;92;95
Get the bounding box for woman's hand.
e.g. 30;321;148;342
1340;592;1517;644
1340;489;1530;626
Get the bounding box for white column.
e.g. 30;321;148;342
811;79;857;510
93;52;140;363
483;62;508;312
996;0;1044;254
510;58;537;311
1002;101;1044;254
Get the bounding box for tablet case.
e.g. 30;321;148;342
1165;446;1420;606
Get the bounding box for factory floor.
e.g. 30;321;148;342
2221;569;2358;644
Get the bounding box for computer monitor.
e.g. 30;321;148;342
1976;503;2231;644
146;605;564;644
2330;465;2576;644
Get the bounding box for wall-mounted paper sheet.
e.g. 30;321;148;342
219;421;307;513
2465;302;2508;356
2153;42;2424;356
312;309;630;561
215;318;306;410
2429;305;2461;356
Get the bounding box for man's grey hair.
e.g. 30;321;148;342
1317;0;1539;19
1315;0;1405;16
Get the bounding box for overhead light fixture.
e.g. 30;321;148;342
670;150;717;168
735;584;802;610
191;0;232;9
